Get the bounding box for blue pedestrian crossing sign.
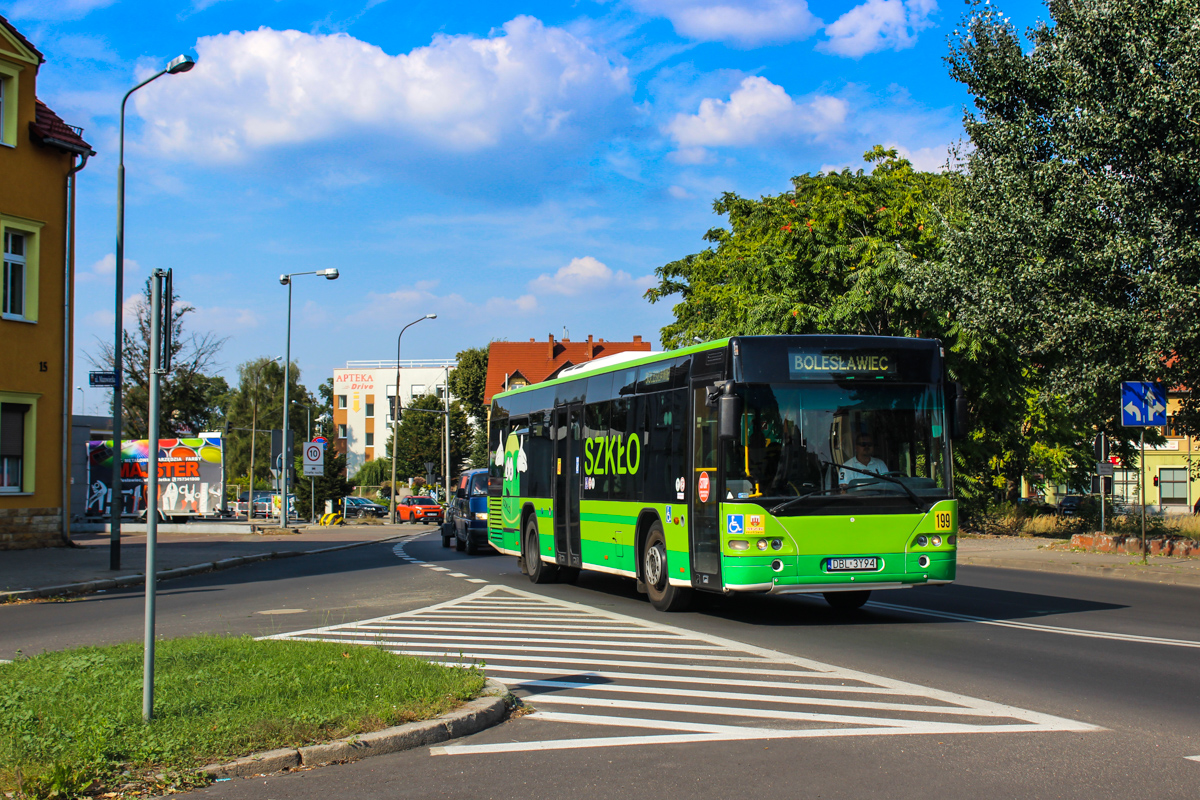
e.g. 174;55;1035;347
1120;381;1166;427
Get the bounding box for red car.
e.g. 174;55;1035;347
397;495;444;524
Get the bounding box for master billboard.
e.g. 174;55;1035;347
86;436;224;517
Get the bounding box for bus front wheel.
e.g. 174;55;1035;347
524;517;558;584
823;590;870;612
643;524;691;612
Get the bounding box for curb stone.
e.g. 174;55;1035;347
959;555;1200;587
201;679;509;779
0;535;409;603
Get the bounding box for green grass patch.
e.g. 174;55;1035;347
0;635;485;799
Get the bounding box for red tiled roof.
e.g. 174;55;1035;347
30;99;94;155
0;13;44;63
485;334;653;403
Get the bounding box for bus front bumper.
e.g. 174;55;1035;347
721;551;956;594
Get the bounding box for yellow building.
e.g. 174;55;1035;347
0;16;94;548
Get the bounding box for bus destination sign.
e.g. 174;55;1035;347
788;349;898;379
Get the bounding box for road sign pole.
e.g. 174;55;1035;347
143;269;167;722
1140;429;1147;564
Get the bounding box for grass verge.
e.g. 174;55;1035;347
0;635;485;799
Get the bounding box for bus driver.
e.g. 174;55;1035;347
839;434;889;486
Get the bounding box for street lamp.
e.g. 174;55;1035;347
279;268;338;525
110;52;196;571
390;313;436;524
76;386;85;415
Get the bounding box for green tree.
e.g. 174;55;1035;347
222;357;315;488
646;146;953;347
938;0;1200;434
385;394;471;483
92;277;228;437
447;346;490;467
645;147;1092;508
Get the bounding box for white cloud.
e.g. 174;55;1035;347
77;253;141;283
4;0;115;21
667;185;692;199
818;0;937;58
667;76;847;149
133;16;631;162
887;141;951;172
627;0;822;47
189;305;262;330
528;256;646;297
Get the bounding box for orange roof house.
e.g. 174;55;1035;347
484;334;653;403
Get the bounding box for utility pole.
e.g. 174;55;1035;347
143;267;172;721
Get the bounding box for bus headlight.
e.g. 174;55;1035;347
931;535;941;547
771;539;783;550
757;539;768;551
730;540;749;551
915;535;928;547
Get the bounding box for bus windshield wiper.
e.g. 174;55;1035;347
769;487;844;515
824;460;926;510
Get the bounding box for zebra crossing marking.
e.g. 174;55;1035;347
270;584;1100;755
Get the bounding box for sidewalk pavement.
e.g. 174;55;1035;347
0;522;430;601
958;535;1200;588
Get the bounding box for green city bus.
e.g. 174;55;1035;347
487;335;966;611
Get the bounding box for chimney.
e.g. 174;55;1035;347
586;334;594;361
633;335;643;344
547;333;555;359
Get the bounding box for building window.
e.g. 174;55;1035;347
3;230;26;318
1160;467;1188;505
365;432;374;447
1163;416;1184;438
337;395;347;409
337;423;347;439
1112;468;1140;509
0;402;30;492
365;402;374;417
436;385;445;399
411;384;426;398
0;63;19;148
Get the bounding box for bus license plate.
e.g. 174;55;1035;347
827;557;878;572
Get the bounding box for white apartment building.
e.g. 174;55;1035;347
332;360;457;478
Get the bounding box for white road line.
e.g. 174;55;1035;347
1185;755;1200;763
448;573;469;578
349;624;688;640
504;681;993;714
870;602;1200;650
275;584;1100;756
465;579;488;584
432;721;1077;757
486;669;895;693
517;690;1025;723
428;567;451;572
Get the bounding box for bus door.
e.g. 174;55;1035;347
689;382;722;588
553;402;583;568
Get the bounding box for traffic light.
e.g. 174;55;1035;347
1153;475;1159;487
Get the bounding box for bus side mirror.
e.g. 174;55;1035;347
718;384;743;440
951;382;970;440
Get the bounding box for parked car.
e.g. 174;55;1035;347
1057;495;1086;516
396;495;444;524
343;496;387;519
444;468;491;554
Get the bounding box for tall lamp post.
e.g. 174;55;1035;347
110;53;195;571
389;314;436;524
279;269;339;525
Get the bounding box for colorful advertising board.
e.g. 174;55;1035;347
86;436;224;517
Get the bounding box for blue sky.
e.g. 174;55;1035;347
4;0;1048;410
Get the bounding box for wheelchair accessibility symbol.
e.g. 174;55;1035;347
726;514;744;535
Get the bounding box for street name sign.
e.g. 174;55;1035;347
303;442;324;476
1120;381;1166;427
89;371;119;388
1096;462;1114;477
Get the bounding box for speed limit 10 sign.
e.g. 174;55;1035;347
303;442;325;476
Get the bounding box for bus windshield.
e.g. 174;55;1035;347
724;382;950;512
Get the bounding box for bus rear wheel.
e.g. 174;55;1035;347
524;517;558;584
643;524;691;612
823;590;870;612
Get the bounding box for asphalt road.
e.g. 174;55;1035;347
3;528;1199;798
